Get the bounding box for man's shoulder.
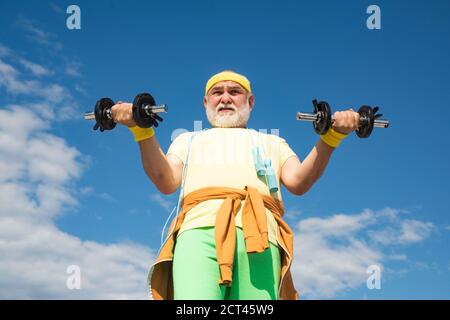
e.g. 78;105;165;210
256;130;289;144
170;130;196;143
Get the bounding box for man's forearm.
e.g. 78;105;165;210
136;136;175;194
299;139;336;191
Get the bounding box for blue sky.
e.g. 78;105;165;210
0;0;449;299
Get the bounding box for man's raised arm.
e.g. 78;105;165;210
109;102;182;195
137;136;182;195
281;139;335;195
281;108;361;195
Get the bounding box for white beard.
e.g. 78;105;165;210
206;99;251;128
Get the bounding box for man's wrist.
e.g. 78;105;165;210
320;128;348;148
128;126;155;142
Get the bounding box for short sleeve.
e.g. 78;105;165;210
167;131;194;164
278;137;298;169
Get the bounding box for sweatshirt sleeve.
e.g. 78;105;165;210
167;131;194;164
277;137;299;169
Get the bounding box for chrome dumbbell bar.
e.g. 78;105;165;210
296;112;389;128
84;104;168;121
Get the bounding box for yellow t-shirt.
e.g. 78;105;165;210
167;127;298;246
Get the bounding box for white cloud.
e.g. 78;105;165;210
65;61;82;77
0;105;49;150
284;206;302;220
386;254;407;261
0;58;79;121
0;59;68;101
368;219;434;245
292;210;382;299
0;105;156;298
150;193;175;213
16;15;63;51
74;84;87;96
77;186;115;203
28;135;82;183
0;43;51;77
0;216;155;299
79;186;94;195
19;58;51;77
398;220;434;244
297;209;375;237
0;44;11;57
49;2;64;14
0;46;156;298
290;207;434;299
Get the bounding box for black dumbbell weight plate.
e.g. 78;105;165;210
313;100;332;135
94;97;116;132
133;93;157;128
356;105;375;138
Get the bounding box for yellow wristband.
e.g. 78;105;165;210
128;126;155;142
320;128;348;148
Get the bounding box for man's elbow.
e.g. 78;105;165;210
292;187;308;196
291;181;312;196
159;186;177;195
144;170;179;195
158;175;181;195
156;180;179;195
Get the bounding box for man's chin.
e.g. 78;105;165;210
207;110;249;128
211;123;236;128
215;117;239;127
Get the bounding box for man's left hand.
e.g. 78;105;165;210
331;109;360;135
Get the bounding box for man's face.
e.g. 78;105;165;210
203;80;255;128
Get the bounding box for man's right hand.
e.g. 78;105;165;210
111;101;137;127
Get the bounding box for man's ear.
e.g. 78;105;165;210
248;94;255;110
203;96;208;109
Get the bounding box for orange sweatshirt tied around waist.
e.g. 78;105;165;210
148;186;299;300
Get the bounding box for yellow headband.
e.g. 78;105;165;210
205;71;251;95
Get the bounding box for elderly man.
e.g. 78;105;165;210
111;70;359;300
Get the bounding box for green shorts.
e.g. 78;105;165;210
172;226;281;300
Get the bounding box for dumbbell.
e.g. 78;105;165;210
296;99;389;138
84;92;168;132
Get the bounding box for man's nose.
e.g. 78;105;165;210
220;92;232;104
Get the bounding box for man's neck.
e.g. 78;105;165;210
211;126;247;129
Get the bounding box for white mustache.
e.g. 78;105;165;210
216;104;237;112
